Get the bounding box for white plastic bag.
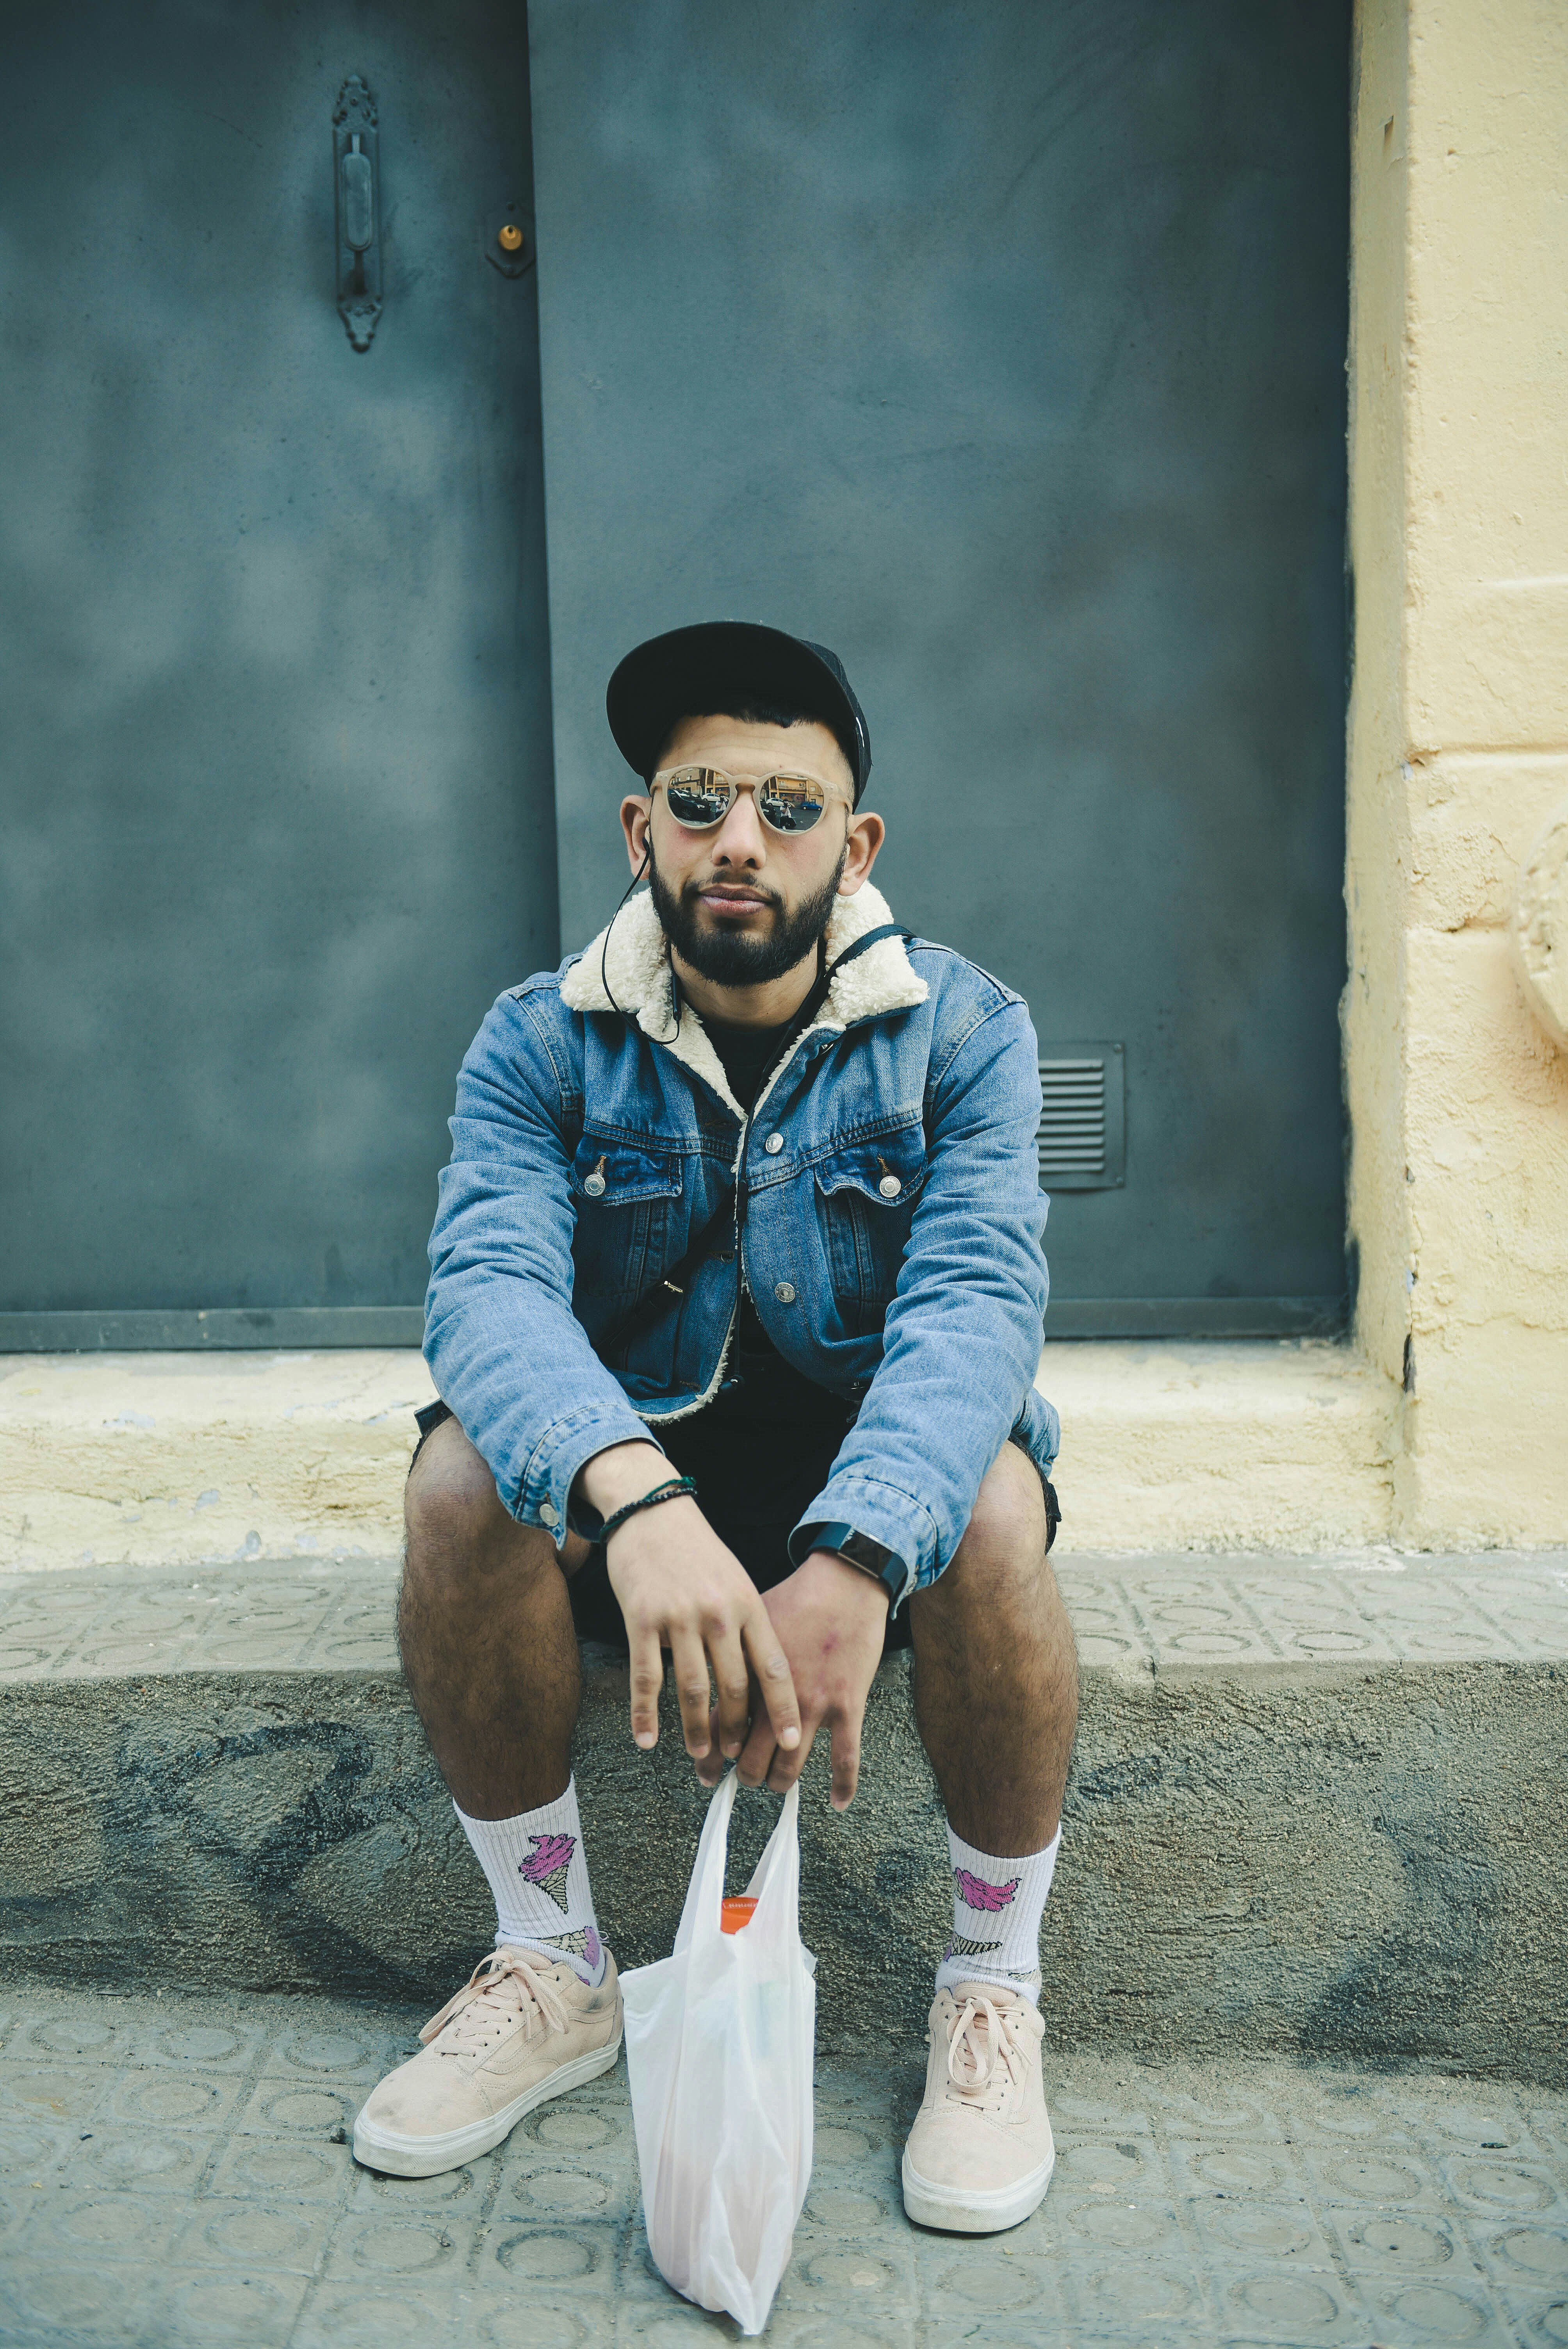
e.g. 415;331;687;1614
622;1768;816;2336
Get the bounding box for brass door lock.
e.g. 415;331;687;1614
485;207;533;278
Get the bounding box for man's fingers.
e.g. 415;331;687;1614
668;1628;714;1759
741;1605;801;1750
627;1624;664;1751
694;1708;727;1789
707;1626;753;1759
828;1714;861;1811
764;1713;819;1795
734;1707;777;1791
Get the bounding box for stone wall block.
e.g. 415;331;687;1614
1404;926;1568;1330
1513;802;1568;1052
1348;0;1568;1540
1410;754;1568;935
1398;1319;1568;1549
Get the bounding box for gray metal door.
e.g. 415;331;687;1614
528;0;1351;1336
1;0;557;1348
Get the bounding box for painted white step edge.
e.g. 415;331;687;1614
0;1339;1398;1571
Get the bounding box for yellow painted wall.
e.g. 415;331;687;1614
1348;0;1568;1545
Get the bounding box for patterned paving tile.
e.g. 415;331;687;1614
0;1936;1563;2343
1502;2287;1568;2347
5;1550;1566;1688
0;1560;394;1682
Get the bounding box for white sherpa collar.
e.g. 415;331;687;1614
559;880;927;1119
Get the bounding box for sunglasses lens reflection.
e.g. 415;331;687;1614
663;769;732;827
661;769;830;834
758;777;827;832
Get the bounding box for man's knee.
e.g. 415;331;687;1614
404;1416;513;1556
970;1440;1049;1551
939;1444;1050;1597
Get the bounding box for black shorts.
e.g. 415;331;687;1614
412;1392;910;1653
410;1399;1056;1659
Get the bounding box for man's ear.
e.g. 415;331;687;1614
838;810;886;893
620;794;652;875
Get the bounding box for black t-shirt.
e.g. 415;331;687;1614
704;1014;787;1115
703;1013;852;1432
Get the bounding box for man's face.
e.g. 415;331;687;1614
620;714;884;990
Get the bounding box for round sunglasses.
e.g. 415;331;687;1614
651;765;848;836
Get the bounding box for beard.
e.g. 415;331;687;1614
648;841;848;988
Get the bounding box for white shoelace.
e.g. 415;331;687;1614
418;1948;570;2058
945;1993;1027;2113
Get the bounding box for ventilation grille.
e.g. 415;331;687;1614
1038;1059;1107;1178
1037;1044;1125;1190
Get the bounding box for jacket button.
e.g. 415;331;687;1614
583;1173;606;1197
539;1502;559;1528
774;1281;796;1304
763;1132;784;1154
878;1174;901;1198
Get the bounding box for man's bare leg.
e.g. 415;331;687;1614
398;1415;589;1818
356;1421;620;2181
902;1444;1074;2232
908;1442;1078;1854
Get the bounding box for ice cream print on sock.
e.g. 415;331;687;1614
944;1931;1003;1961
954;1867;1021;1914
520;1832;577;1912
936;1823;1062;2008
453;1778;609;1989
942;1929;1037;1984
943;1943;1039;1984
544;1926;602;1968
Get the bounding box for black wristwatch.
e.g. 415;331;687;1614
832;1528;898;1585
791;1518;903;1603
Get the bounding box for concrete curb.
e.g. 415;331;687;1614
3;1554;1563;2082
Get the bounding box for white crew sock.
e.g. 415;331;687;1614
934;1823;1061;2007
454;1776;607;1987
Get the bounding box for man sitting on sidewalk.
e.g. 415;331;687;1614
354;621;1078;2234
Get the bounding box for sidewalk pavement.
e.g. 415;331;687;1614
1;1980;1564;2347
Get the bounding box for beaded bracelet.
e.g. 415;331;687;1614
597;1476;698;1547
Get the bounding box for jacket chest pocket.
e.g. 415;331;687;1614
570;1137;683;1306
813;1127;928;1320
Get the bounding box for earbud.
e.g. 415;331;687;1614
600;849;652;1019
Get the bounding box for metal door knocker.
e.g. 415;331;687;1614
333;77;382;350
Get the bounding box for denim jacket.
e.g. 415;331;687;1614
424;880;1059;1611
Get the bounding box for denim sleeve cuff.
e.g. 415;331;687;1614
789;1470;941;1613
789;1520;905;1608
516;1402;665;1546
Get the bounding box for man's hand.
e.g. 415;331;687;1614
700;1549;889;1811
576;1442;802;1765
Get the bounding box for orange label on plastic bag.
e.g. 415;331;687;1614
720;1896;757;1934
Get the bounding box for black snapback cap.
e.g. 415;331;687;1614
606;620;872;802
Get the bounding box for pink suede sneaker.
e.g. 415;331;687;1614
353;1946;622;2178
902;1982;1055;2233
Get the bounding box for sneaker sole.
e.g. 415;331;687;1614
901;2144;1055;2234
352;2032;623;2178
